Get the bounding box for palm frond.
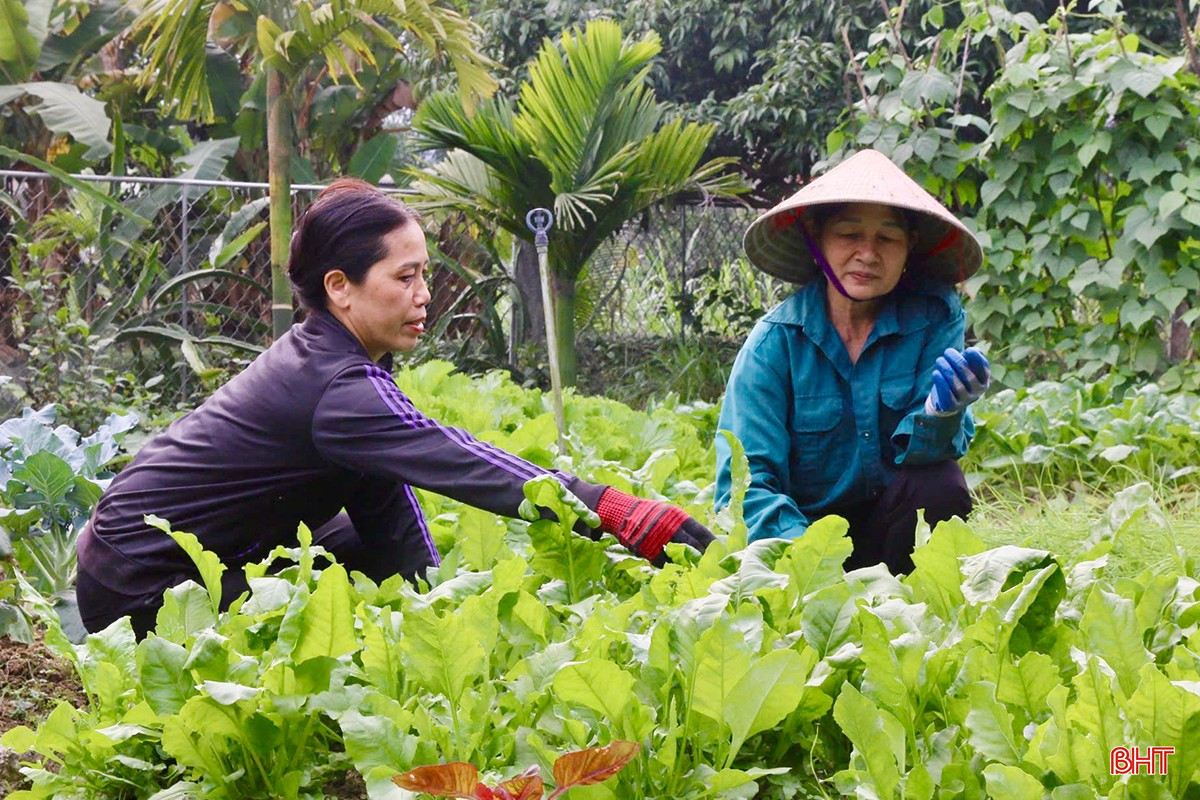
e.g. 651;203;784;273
549;143;638;229
628;118;714;197
688;156;751;199
407;18;743;281
407;151;533;241
411;92;540;191
127;0;227;122
409;150;497;205
280;0;495;106
515;20;661;189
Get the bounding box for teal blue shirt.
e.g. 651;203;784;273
715;279;974;543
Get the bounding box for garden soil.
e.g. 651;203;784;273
0;633;370;799
0;633;86;796
322;768;369;800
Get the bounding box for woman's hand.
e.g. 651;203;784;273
924;347;991;417
595;487;714;562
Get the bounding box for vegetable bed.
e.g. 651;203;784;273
5;464;1199;799
2;364;1198;799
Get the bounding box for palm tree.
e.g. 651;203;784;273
408;19;744;386
126;0;496;338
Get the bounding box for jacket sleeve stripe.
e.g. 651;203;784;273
363;365;546;482
402;483;441;566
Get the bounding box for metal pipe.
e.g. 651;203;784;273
180;185;191;402
525;208;566;455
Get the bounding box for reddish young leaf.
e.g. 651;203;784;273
392;762;482;798
550;741;640;795
496;764;544;800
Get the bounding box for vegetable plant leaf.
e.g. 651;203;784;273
800;582;857;660
521;476;606;599
722;647;813;763
997;652;1059;725
552;659;634;726
290;562;358;662
1124;663;1200;796
551;741;639;793
497;765;544;800
156;581;217;640
138;636;193;716
401;604;487;705
832;683;904;798
392;762;482;798
360;610;402;698
907;516;985;621
1068;656;1126;786
14;451;74;504
339;709;419;783
775;515;852;604
149;516;225;615
1080;587;1150;697
518;474;598;529
965;681;1023;765
982;764;1045;799
960;546;1053;605
691;614;754;725
714;431;749;549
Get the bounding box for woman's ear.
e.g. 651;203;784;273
324;269;351;310
801;212;820;239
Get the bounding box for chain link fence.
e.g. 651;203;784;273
583;203;781;341
0;171;320;424
1;170;778;421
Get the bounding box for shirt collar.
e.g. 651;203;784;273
302;310;395;370
765;280;906;339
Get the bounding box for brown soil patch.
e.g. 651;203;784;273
0;633;87;796
0;635;369;799
322;768;369;800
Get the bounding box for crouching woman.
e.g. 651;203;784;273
78;179;712;637
716;150;991;574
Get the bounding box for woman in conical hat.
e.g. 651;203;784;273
715;149;991;574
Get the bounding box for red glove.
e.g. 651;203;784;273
595;487;714;562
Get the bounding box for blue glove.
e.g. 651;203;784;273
924;347;990;417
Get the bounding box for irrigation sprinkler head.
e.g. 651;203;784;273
525;208;553;248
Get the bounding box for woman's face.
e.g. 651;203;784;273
328;222;431;360
817;202;912;301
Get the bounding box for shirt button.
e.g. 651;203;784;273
862;431;871;440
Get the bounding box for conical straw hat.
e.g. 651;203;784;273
743;149;983;284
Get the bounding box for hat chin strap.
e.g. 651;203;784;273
800;223;865;303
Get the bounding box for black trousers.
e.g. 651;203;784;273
77;509;433;639
831;460;972;575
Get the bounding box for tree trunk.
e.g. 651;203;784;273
1167;301;1194;363
511;239;544;347
267;66;294;340
553;271;577;387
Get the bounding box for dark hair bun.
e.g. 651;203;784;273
287;178;421;311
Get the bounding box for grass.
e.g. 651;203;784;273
968;483;1200;579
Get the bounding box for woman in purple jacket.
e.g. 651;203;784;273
77;179;712;637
